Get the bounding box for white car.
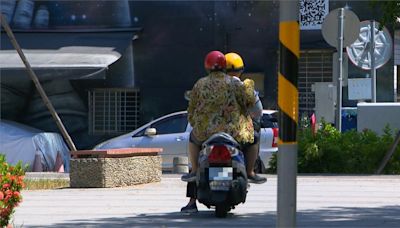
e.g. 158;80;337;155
94;110;278;172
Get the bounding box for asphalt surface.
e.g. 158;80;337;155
14;174;400;227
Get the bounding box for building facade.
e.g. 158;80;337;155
1;0;397;149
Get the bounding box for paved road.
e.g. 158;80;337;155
14;175;400;227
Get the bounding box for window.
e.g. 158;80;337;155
150;114;188;135
133;128;146;138
299;50;333;115
89;88;140;135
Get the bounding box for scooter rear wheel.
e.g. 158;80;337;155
215;204;229;218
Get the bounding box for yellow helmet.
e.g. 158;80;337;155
225;52;244;72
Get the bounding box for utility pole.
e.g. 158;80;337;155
0;14;77;151
336;8;344;132
277;1;299;227
370;20;377;103
322;8;360;132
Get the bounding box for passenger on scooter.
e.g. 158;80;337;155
180;51;266;213
225;52;265;181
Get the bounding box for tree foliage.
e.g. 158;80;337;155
370;1;400;29
0;155;27;227
267;123;400;174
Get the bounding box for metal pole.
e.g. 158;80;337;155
335;8;344;132
277;1;299;227
371;20;377;102
0;14;77;151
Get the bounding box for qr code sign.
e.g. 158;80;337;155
300;0;329;30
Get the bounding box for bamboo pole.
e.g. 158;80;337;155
376;130;400;174
0;14;77;151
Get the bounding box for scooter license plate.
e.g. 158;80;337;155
209;167;233;191
208;167;233;181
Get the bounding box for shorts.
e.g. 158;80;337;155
189;131;204;147
241;130;260;150
189;130;259;148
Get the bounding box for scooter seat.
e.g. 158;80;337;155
203;132;241;149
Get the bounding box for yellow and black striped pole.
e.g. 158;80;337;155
277;0;299;227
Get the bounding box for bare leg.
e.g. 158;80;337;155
245;142;259;177
189;142;201;173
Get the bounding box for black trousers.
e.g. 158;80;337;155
186;181;197;198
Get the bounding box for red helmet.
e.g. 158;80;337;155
204;51;226;71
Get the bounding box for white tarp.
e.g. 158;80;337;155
0;120;70;172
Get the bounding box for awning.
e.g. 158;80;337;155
0;31;137;69
0;46;121;69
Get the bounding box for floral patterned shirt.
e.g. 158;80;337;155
188;71;256;144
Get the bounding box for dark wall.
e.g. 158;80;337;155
131;1;280;124
132;1;395;124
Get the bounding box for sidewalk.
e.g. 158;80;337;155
14;174;400;227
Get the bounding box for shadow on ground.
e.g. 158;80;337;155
30;205;400;227
29;211;276;228
298;205;400;227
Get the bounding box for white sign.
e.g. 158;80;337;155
348;78;372;100
300;0;329;30
321;8;360;48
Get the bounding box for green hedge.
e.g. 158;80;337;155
267;124;400;174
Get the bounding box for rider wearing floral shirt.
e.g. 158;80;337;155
187;71;255;145
181;51;266;214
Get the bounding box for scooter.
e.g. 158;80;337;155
196;132;248;218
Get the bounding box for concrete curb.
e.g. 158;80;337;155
25;172;69;180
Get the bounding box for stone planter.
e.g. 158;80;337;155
70;148;162;188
